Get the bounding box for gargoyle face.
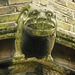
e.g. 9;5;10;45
20;3;56;36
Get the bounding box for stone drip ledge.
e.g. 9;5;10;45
56;27;75;49
0;24;75;49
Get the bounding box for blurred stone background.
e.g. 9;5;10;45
0;0;75;74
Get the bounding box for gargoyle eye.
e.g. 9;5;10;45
46;11;53;17
29;10;39;17
47;13;51;17
32;11;38;15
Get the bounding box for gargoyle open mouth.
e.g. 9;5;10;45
24;18;56;36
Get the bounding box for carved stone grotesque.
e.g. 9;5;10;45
13;3;56;62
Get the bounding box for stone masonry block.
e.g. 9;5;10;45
0;0;8;6
0;22;17;34
68;0;72;1
55;11;67;22
32;0;47;5
0;13;19;23
66;17;75;26
48;1;74;18
0;22;17;28
16;4;26;12
32;0;39;3
56;37;75;49
40;0;47;5
57;27;75;43
9;0;31;5
74;26;75;32
67;1;75;10
57;20;74;31
0;6;16;15
54;0;67;6
56;27;75;49
73;10;75;19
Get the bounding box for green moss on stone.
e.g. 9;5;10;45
56;37;75;49
0;13;19;23
0;33;16;40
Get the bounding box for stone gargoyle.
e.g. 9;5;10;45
10;3;67;74
13;3;56;62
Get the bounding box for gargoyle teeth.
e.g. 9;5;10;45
51;18;56;25
26;23;55;30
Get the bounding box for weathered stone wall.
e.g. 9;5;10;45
0;0;75;49
47;0;75;49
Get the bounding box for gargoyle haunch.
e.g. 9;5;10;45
14;3;56;61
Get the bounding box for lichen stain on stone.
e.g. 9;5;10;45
0;13;19;23
9;58;67;75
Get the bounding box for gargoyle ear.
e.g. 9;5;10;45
16;4;31;23
20;4;31;15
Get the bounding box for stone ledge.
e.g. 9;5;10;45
57;20;73;31
0;24;75;49
0;12;19;23
8;0;31;5
54;0;67;6
0;22;17;40
0;22;17;34
0;6;16;15
57;27;75;49
0;33;15;40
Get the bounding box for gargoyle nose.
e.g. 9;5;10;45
38;12;46;19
